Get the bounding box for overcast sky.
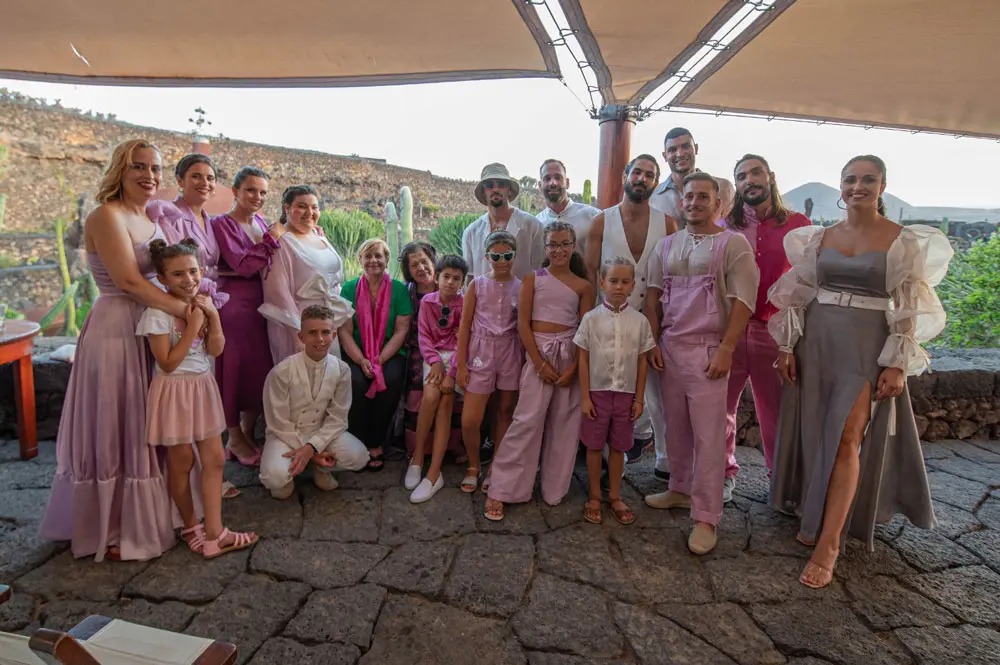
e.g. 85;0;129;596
3;77;998;208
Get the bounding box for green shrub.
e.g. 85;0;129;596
936;233;1000;348
0;251;18;268
318;209;384;282
428;213;478;258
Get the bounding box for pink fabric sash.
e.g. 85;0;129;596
357;273;391;397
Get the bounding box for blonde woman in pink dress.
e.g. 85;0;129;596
41;139;191;562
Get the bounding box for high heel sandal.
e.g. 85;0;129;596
799;551;838;589
225;444;262;467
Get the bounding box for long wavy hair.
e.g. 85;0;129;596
728;154;794;229
96;139;160;204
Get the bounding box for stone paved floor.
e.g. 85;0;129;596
2;439;1000;665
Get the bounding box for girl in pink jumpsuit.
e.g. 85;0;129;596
484;221;594;521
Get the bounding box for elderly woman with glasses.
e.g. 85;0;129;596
339;238;412;471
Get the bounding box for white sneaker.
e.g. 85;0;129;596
409;475;444;504
404;463;423;490
314;470;339;492
723;477;735;503
270;480;295;500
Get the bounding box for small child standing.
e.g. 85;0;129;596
139;238;258;559
456;231;523;493
575;257;656;525
406;254;469;503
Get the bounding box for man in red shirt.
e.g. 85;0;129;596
722;154;812;502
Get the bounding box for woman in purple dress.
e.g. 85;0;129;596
146;154;228;309
41;139;190;562
212;167;284;465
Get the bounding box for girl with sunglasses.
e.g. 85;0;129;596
405;254;469;503
456;231;523;493
484;221;594;521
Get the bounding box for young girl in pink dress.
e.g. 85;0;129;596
456;231;523;493
484;221;594;521
139;238;258;558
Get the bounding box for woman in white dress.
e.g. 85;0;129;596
260;185;353;364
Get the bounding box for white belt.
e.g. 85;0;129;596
816;288;890;311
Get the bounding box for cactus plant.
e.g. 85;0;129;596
39;216;81;335
385;201;400;278
400;186;413;244
582;179;593;207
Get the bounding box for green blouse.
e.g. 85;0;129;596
342;277;412;358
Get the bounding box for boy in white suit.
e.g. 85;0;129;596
261;305;369;499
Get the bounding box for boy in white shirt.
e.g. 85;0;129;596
574;257;656;526
261;305;369;499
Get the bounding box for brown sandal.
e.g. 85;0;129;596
609;498;636;525
583;499;603;525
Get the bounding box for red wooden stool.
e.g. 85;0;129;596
0;320;42;460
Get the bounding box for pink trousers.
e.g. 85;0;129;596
660;339;728;526
488;330;581;506
724;319;783;475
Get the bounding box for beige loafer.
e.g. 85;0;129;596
644;490;692;510
688;523;717;555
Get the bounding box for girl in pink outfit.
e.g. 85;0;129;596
484;221;595;521
406;255;469;503
456;231;524;493
139;238;258;559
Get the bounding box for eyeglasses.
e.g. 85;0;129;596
483;180;506;189
438;304;451;328
487;251;515;262
545;241;575;250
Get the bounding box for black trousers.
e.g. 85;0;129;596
346;354;407;450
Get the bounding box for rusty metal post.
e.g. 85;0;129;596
596;105;635;209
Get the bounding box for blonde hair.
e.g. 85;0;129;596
357;237;391;262
96;139;160;204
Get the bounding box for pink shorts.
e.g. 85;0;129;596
580;390;634;452
466;333;522;394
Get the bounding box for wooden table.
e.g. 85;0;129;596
0;320;42;460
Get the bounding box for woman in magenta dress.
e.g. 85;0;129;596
146;153;228;309
212;167;284;465
40;139;190;562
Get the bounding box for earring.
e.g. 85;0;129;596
837;198;847;210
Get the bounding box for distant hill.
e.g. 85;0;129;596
783;182;1000;223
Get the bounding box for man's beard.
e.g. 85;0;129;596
624;182;651;203
489;195;507;208
742;186;770;206
544;188;564;204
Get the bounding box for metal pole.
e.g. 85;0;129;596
596;105;635;209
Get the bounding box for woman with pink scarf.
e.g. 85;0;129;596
339;238;412;471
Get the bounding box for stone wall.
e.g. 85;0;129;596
5;343;1000;447
0;97;540;234
0;232;58;265
0;265;62;314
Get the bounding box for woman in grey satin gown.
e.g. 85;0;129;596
767;155;953;588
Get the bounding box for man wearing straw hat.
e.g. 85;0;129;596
462;162;545;280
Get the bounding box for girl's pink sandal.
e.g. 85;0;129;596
203;527;258;559
179;523;206;554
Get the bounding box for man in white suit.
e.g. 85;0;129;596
260;305;369;499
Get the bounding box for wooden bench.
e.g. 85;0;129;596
0;585;236;665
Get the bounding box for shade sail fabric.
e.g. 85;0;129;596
0;0;559;86
673;0;1000;138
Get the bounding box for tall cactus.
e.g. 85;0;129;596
400;186;413;244
385;201;400;278
582;179;593;207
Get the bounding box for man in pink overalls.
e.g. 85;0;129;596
642;173;759;555
721;155;812;499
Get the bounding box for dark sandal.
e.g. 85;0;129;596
583;499;603;525
609;498;636;525
366;453;386;472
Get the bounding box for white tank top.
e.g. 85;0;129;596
601;205;667;311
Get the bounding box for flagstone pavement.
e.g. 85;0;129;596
2;438;999;665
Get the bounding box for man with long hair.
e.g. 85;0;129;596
721;154;811;500
650;127;735;225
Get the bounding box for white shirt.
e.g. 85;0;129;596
649;171;735;225
574;303;655;394
136;307;212;375
461;208;545;279
536;201;601;258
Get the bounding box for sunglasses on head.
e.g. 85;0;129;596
487;251;515;262
437;304;451;328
